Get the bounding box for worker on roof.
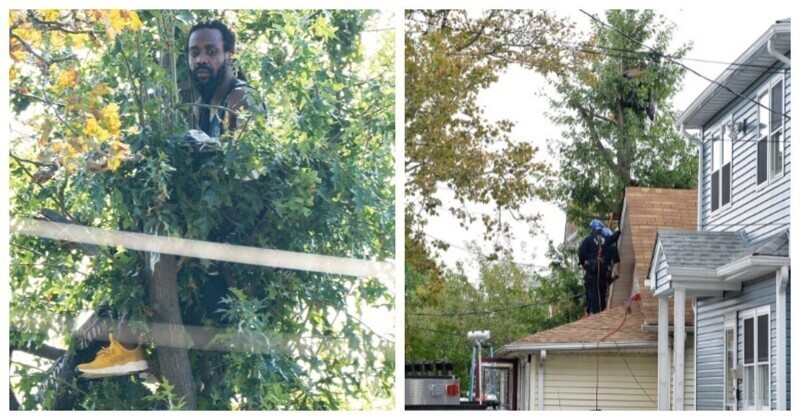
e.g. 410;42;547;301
601;227;621;312
578;219;621;315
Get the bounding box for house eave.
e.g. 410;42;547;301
676;21;790;129
717;255;790;282
497;341;657;357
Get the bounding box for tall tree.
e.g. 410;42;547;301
9;9;394;410
548;10;697;223
405;10;574;246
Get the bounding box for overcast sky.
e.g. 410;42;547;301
424;8;792;283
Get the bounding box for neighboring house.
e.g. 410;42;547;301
648;19;790;411
498;187;697;410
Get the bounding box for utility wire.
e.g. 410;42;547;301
580;42;786;72
577;47;788;76
408;292;584;317
579;10;791;122
614;343;657;405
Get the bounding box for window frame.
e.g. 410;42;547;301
724;315;738;411
740;306;771;411
710;116;733;213
756;74;786;187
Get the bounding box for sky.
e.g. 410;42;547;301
424;8;793;283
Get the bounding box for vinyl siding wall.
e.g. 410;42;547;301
695;274;782;410
699;65;790;243
528;351;658;411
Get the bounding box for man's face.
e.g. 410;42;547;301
188;28;228;99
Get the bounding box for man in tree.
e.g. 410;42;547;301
77;20;259;379
188;20;258;137
578;220;620;315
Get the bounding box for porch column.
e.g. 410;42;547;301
776;266;788;410
674;287;686;410
658;296;671;410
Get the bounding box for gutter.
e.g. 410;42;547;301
680;124;703;231
767;38;791;66
716;255;790;278
498;341;657;355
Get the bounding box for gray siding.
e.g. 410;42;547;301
695;274;779;410
654;249;670;293
699;65;791;243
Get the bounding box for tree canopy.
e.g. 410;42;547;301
9;9;395;410
405;9;574;246
547;10;697;223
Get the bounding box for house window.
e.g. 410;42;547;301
725;317;737;410
711;121;732;212
742;306;771;410
757;77;784;185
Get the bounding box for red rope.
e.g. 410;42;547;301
594;297;633;410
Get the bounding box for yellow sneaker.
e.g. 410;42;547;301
77;334;148;378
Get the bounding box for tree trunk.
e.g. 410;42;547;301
145;253;197;409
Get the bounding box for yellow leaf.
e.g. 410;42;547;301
128;11;143;31
43;10;59;21
11;49;25;62
101;103;122;135
55;68;79;91
92;83;112;96
9;66;17;81
108;10;125;33
50;31;66;48
13;27;42;46
84;117;111;142
71;33;89;49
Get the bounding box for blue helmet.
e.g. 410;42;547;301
589;219;604;232
602;227;613;237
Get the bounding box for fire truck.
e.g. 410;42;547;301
405;330;518;410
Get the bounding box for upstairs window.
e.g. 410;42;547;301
757;77;784;185
711;121;732;212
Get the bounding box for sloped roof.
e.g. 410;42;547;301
505;301;656;349
736;230;789;259
657;231;748;269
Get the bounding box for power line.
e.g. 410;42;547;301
579;10;791;122
580;42;785;72
408;292;584;317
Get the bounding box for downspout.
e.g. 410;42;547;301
680;124;703;231
538;350;546;411
767;39;791;67
776;266;789;410
692;298;697;411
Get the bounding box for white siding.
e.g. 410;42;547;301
531;351;658;411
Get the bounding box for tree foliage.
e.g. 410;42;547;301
9;9;394;410
405;9;574;244
548;10;697;223
405;242;583;389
